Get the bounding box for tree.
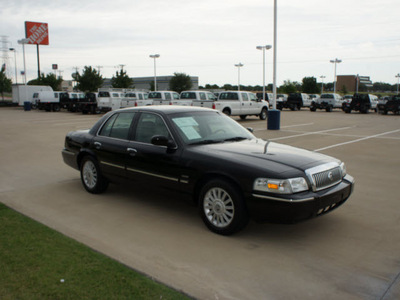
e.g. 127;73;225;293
279;80;297;94
74;66;104;92
111;69;133;88
301;77;319;93
28;73;63;91
0;67;12;100
169;73;192;93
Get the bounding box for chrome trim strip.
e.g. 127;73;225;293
126;167;179;182
100;161;125;170
252;193;315;203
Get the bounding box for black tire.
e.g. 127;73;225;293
345;108;351;114
53;104;60;112
259;108;268;120
326;106;332;112
222;108;231;116
310;106;316;112
198;179;249;235
80;156;109;194
240;115;247;120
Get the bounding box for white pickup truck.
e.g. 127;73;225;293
214;91;269;120
179;90;217;108
97;89;125;112
150;91;180;105
120;91;150;108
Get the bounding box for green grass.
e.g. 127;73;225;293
0;203;190;300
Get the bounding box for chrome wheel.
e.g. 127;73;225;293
203;187;234;228
82;160;98;189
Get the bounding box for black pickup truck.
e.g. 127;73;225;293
377;95;400;115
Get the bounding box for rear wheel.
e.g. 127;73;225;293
80;156;109;194
222;108;231;116
199;179;249;235
240;115;247;120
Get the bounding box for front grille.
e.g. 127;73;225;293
305;163;343;192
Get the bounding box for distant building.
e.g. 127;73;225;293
61;80;73;92
337;75;373;93
102;75;199;91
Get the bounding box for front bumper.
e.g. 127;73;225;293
247;175;354;223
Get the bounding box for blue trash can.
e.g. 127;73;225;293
23;101;32;111
267;109;280;130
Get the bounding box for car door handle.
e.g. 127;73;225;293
127;148;137;156
94;142;102;149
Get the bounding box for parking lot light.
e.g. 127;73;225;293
256;45;272;101
330;58;342;93
320;75;326;94
149;54;160;91
395;73;400;94
234;63;244;91
9;48;18;84
17;39;29;85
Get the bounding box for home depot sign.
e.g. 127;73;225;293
25;21;49;45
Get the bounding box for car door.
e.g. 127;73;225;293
125;112;183;190
91;112;136;180
240;92;252;114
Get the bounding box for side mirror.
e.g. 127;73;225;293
151;135;177;149
246;127;254;133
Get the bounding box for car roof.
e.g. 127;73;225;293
118;105;215;115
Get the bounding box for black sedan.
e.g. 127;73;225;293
62;106;354;235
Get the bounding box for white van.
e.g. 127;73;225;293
97;90;125;112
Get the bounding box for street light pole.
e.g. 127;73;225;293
234;63;244;91
149;54;160;91
320;75;326;94
330;58;342;93
18;39;29;85
9;48;17;84
256;45;272;101
396;73;400;94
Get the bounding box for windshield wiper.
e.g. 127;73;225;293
223;137;248;142
189;139;223;145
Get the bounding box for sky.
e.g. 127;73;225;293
1;0;400;87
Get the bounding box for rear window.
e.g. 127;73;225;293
98;92;110;97
181;92;196;99
148;92;161;99
219;92;239;100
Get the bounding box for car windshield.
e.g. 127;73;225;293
170;111;254;145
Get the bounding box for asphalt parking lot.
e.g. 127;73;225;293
1;106;399;300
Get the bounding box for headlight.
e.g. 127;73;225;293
340;162;347;177
253;177;309;194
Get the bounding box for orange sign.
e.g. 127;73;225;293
25;21;49;45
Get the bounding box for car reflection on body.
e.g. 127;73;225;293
62;106;354;235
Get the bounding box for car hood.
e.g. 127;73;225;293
193;138;338;174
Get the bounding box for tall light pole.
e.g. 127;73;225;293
9;48;17;84
320;75;326;94
396;73;400;94
18;39;29;85
235;63;244;91
149;54;160;91
256;45;272;101
330;58;342;93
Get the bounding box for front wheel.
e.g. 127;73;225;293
199;179;249;235
80;156;109;194
259;108;268;120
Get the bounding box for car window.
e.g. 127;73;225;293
173;93;180;100
249;93;258;101
99;112;135;140
242;93;249;101
135;113;170;144
206;93;216;100
200;93;206;100
219;92;239;100
165;93;171;100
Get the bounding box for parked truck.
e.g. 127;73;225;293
33;91;69;112
181;90;217;108
12;84;53;106
97;88;127;112
214;91;269;120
